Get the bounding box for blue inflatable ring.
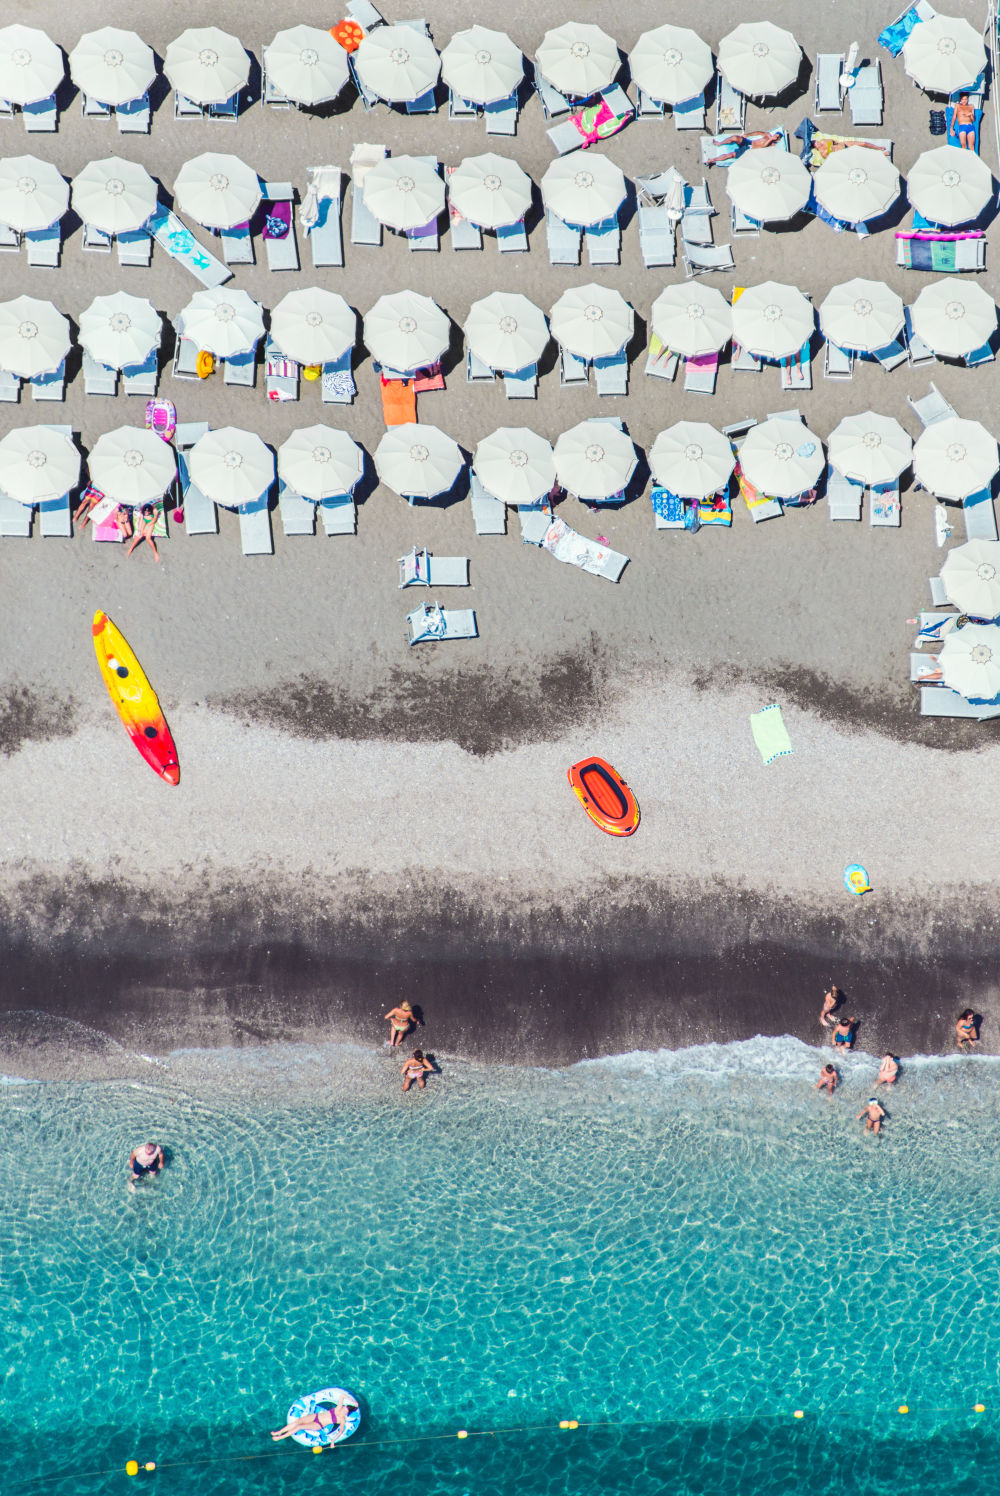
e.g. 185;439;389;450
288;1387;361;1448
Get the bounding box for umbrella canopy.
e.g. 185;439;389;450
88;427;176;507
726;146;810;222
718;22;801;97
554;419;637;501
907;144;993;225
71;157;157;235
265;26;349;107
164;27;250;106
941;539;1000;619
740;418;825;498
819;278;905;353
536;23;618;98
813;145;901;223
448;153;532;229
375;423;463;500
353;24;440;104
0;25;63;106
541;153;626;227
174;153;261;231
270;287;355;366
550;284;633;362
629;24;713;107
650;283;732;358
731;282;814;361
464;292;548;373
364;290;449;372
278;426;364;501
69;27;155;107
473;427;556;506
0;296;70;378
362;155;444;232
189;427;274;510
176;288;264;359
902;15;986;94
910;279;997;359
913;417;999;500
828;411;913;486
0;425;80;505
649;422;735;499
0;155;67;233
79;292;161;370
441;26;523;106
940;622;1000;702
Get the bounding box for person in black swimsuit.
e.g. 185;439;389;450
129;1142;164;1191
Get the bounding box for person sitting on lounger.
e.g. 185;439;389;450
73;487;106;528
707;130;782;167
953;95;977;149
126;504;160;562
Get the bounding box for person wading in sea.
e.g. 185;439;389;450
857;1098;886;1136
815;1064;838;1099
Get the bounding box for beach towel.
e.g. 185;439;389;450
698;495;732;527
895;231;982;271
878;6;924;55
570;98;630;148
945;104;981;152
412;362;445;393
751;704;793;765
807;133;891;168
263;203;291;240
380;378;416;427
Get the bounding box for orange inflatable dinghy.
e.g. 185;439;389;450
567;757;639;837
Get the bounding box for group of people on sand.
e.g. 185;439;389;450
74;490;162;561
384;1002;434;1092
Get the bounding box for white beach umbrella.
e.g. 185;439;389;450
819;278;905;353
550;284;633;362
941;540;1000;619
464;292;549;373
554;419;637;501
907;144;993;225
0;25;63;106
913;417;999;500
739;418;825;499
629;25;713;107
0;296;70;378
0;155;67;233
364;290;449;372
375;424;463;500
164;27;250;106
441;27;523;106
71;157;157;236
176;288;264;360
0;425;79;505
536;23;619;98
828;412;913;487
278;426;364;501
940;622;1000;701
813;145;901;223
718;22;801;97
353;25;440;104
650;283;732;358
174;154;261;232
270;287;355;366
265;26;349;107
88;427;176;507
189;427;274;510
650;423;735;499
448;154;532;229
362;155;444;232
473;427;556;506
69;27;155;107
541;154;627;227
726;147;811;222
902;15;986;94
731;282;814;361
910;280;997;359
79;292;161;370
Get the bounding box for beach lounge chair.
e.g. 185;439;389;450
722;418;757;446
174;93;204;121
82;222;112;254
238;494;274;556
849;62;883;127
448;88;478;120
731;202;760;238
400;19;437;114
965;342;994;368
398;546;470;587
547;120;587;156
262;47;292;109
963;488;998;541
470;473;507;535
872;337;908;372
827;466;863;519
586;218;620;266
223;349;256;388
815;55;845;113
407;602;478;644
450;212;482;251
559;345;589;388
350;145;385;246
220;222;254;266
519;505;553;544
916;610;956;645
683;352;718;395
176;447;218;537
781;345;813;391
265;339;299;403
409;218;439;252
347;0;386;29
0;223;20;254
638;89;665;119
546;210;580;265
638;202;676;268
172;337;200;382
537;75;571;120
484;91;518;136
208;93;240;124
23;95;57;133
278;480;316;537
117;229;153;268
910;650;944;684
31;361;65;402
683;243;734;276
645;336;678;381
674;91;706;131
0;493;32;536
380;378;416;426
306;170;344;269
321;349;356;406
0;369;20;402
504;364;537;399
681;181;714;246
594;351;628;397
903;308;936;368
38;493;72;538
929;575;950;606
907;382;956;427
870;481;901;526
262;183;298;271
149;208;231;288
497;220;528;253
83;353;118;397
25;225;60;268
123;349;158;397
732;342;762;373
529;514;630;581
118;93;151;134
84;94;112;118
716;74;746;133
319;495;358;536
466;348;494;384
920;684;1000;719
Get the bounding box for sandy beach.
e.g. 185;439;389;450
1;0;999;1074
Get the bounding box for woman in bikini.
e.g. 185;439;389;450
876;1054;899;1086
126;503;160;562
271;1396;357;1442
401;1050;433;1092
384;1001;414;1047
956;1009;979;1050
820;985;841;1028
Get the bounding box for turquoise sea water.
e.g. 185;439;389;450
2;1035;999;1496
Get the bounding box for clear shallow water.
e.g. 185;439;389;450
2;1035;1000;1496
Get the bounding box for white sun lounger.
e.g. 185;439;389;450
0;222;19;253
674;91;706;130
123;348;158;397
716;74;745;133
82;222;112;254
31;361;65;401
683;242;734;276
0;493;31;535
398;546;470;587
23;95;57;132
118;230;152;267
450;212;482;251
347;0;386;30
546;210;580;265
177;438;218;537
485;91;518;136
407;602;478;643
448;88;478;119
585;218;620;265
149;209;231;287
559;345;589;387
518;506;551;544
38;493;72;538
815;54;845;113
350;144;386;246
278;480;316;536
223;348;256;388
496;219;528;253
824;341;854;380
907;382;956;427
929;575;950;606
0;368;20;402
504;364;537;398
262;183;299;271
239;494;274;556
26;225;60;267
827;466;863;519
530;515;629;582
920;684;1000;719
220;223;254;266
849;62;883;127
595;351;628;396
470;474;507;535
117;93;151;133
537;75;570;119
638;202;676;268
172;336;200;381
319;495;357;536
83;353;118;397
963;489;998;541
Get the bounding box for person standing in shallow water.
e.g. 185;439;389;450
815;1064;838;1099
956;1010;980;1050
128;1142;164;1191
820;986;841;1028
877;1054;899;1086
857;1098;886;1135
401;1050;433;1092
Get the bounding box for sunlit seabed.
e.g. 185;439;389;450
2;1035;999;1496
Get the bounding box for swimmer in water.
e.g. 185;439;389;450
815;1064;838;1099
857;1098;886;1135
876;1054;899;1086
271;1397;357;1442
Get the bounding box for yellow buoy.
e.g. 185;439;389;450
303;365;322;382
793;1411;804;1419
567;1421;579;1430
456;1429;468;1439
559;1420;569;1429
312;1445;323;1454
898;1405;909;1415
125;1461;139;1477
975;1404;986;1413
144;1463;156;1472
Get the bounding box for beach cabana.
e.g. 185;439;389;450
364;290;449;373
164;27;250;106
353;25;440;104
264;27;349;108
473;427;555;506
188;428;274;509
731;282;814;361
550;284;632;363
0;25;63;106
650;422;735;498
176;288;264;360
828;412;912;487
270;288;355;367
447;154;532;229
174;153;262;231
726;147;811;224
629;25;712;107
88;427;176;506
940;622;1000;702
69;28;155;108
375;424;463;501
278;426;364;501
913;417;999;500
812;146;901;225
554;419;637;503
536;23;618;99
441;27;523;106
739;417;825;499
464;293;548;374
362;155;444;232
0;295;70;378
541;154;626;226
717;22;801;98
819;278;905;354
0;155;67;233
0;425;79;506
901;15;986;94
651;283;732;359
910;280;997;360
940;540;1000;619
79;292;160;370
907;145;993;225
71;158;157;236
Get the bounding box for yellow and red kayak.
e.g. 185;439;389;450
92;611;179;785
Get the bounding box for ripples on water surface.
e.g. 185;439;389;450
2;1036;999;1495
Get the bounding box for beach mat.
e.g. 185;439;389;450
750;704;793;764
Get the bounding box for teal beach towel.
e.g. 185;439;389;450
750;704;793;764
